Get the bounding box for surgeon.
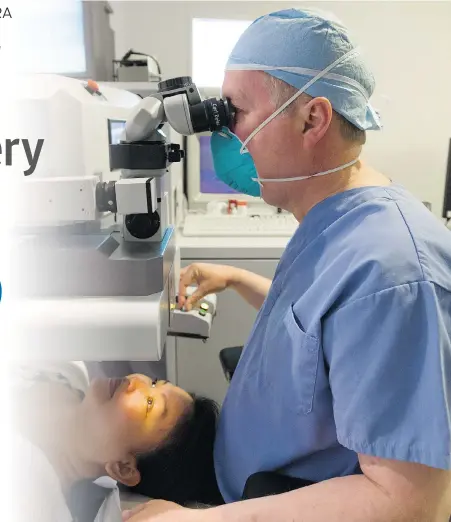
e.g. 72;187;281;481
124;7;451;522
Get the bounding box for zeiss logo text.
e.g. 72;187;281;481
212;104;220;127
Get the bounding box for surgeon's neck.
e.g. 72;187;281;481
288;148;391;222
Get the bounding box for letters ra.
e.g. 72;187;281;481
0;7;12;19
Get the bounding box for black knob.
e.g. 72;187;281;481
167;143;184;163
125;211;160;240
168;151;183;163
96;181;117;213
158;77;193;93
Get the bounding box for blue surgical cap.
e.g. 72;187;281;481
226;8;381;131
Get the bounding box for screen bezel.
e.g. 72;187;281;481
107;119;127;171
442;139;451;219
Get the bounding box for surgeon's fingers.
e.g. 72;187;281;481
177;267;191;308
122;504;147;521
124;500;185;521
178;265;199;309
184;283;210;311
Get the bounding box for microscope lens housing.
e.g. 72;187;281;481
189;97;234;132
158;76;235;132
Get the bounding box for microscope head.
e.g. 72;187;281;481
124;76;235;143
102;77;235;243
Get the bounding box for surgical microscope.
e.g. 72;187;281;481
7;75;234;362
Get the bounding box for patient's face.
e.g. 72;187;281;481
78;374;193;465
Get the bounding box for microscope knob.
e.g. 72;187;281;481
96;181;117;213
168;150;183;163
125;211;160;240
158;77;193;93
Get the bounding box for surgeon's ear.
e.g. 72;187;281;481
105;455;141;487
302;97;333;147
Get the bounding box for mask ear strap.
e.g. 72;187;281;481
252;157;360;184
240;47;360;153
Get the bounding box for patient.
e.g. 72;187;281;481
11;362;222;522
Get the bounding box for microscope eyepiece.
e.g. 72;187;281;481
156;76;234;134
190;97;234;132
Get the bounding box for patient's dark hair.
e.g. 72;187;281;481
122;394;224;507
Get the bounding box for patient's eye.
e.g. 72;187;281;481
146;397;154;416
151;378;157;388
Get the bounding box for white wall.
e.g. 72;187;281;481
110;1;451;216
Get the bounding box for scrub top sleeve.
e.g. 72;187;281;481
323;281;451;470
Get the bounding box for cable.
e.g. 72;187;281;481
121;49;161;75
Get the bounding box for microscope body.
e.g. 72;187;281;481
7;75;232;361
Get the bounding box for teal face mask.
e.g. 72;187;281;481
210;127;261;198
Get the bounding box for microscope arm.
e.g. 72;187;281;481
124;95;165;142
124;93;198;143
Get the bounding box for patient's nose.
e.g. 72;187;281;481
126;378;137;393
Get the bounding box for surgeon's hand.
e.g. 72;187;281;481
178;263;236;311
122;500;207;522
122;500;184;521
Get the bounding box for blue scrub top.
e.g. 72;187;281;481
214;184;451;503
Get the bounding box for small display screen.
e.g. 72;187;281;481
108;119;126;145
108;119;126;171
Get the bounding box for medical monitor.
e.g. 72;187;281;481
14;1;115;81
442;139;451;221
186;133;261;209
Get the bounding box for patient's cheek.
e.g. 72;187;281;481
117;392;146;420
